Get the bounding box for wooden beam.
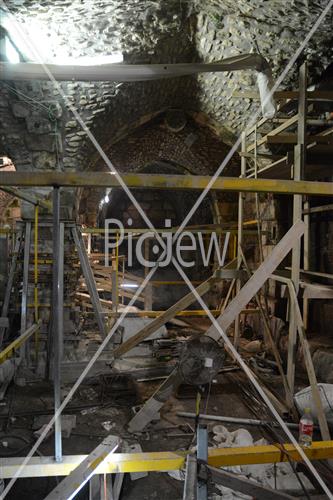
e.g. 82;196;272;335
207;220;305;342
247;114;299;152
266;134;333;144
233;90;333;101
303;203;333;214
1;172;332;196
113;272;218;358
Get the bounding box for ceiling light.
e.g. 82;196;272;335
120;283;139;288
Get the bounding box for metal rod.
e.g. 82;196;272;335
20;222;31;363
52;187;63;462
183;455;197;500
34;205;39;360
177;412;301;429
72;227;108;338
0;230;23;348
197;425;208;500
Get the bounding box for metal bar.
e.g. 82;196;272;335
52;187;63;463
0;322;41;364
20;222;31;362
2;441;333;478
1;172;332;196
183;455;197;500
72;227;108;338
197;425;208;500
34;205;39;360
44;435;120;500
202;465;295;500
0;230;23;347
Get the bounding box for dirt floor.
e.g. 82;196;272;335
0;365;312;500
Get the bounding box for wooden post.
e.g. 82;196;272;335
303;198;310;330
287;62;307;404
144;238;152;310
234;132;246;348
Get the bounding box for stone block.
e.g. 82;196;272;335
32;151;57;170
12;101;30;118
26;115;52;134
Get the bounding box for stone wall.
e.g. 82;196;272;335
78;113;239;225
191;0;333;134
1;0;332;175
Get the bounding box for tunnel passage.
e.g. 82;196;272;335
96;162;220;310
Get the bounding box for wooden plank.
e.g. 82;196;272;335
208;220;305;342
128;223;305;432
247;114;299;152
203;465;295;500
44;435;120;500
1;172;333;196
272;275;331;441
303;203;333;214
266;134;333;144
301;283;333;299
113;273;218;358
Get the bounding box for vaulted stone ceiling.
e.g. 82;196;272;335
0;0;332;174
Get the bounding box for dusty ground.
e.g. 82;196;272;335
0;367;307;500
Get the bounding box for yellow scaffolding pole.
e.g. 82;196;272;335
0;322;41;364
1;441;333;478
